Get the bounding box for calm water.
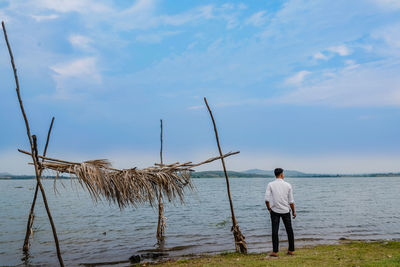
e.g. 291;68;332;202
1;177;400;266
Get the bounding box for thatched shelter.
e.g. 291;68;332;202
19;149;239;208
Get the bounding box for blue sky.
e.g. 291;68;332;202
1;0;400;174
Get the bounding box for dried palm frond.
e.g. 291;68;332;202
18;149;239;208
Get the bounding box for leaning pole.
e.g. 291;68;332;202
204;97;247;254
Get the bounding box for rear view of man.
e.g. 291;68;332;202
265;168;296;257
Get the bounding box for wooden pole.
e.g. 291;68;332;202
203;97;247;254
156;119;165;244
1;21;64;266
32;136;64;266
23;117;55;252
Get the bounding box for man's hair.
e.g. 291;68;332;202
274;168;284;177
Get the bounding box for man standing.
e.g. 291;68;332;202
265;168;296;257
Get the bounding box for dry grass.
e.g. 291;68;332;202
42;159;193;209
18;150;239;208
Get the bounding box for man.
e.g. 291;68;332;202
265;168;296;257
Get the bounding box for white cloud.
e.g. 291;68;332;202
328;45;351;56
36;0;111;14
245;11;267;27
122;0;156;15
0;10;9;22
31;14;59;22
6;0;240;34
68;34;93;50
372;22;400;49
51;57;100;80
50;57;101;98
344;59;360;70
369;0;400;10
187;41;197;50
188;105;203;110
278;60;400;107
313;51;329;60
285;70;311;86
136;31;182;44
161;5;213;26
237;3;247;10
314;45;351;61
109;2;215;30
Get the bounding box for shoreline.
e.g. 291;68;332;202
136;240;400;266
78;239;400;266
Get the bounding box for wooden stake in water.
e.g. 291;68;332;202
156;119;166;244
204;97;247;254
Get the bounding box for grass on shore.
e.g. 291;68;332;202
146;241;400;266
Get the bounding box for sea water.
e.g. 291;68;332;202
1;177;399;266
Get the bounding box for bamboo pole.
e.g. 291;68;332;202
23;117;55;252
203;97;247;254
1;21;64;266
156;119;165;244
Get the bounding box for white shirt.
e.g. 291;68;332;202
264;178;294;214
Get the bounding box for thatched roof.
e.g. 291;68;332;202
19;149;239;208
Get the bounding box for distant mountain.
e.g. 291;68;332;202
190;171;271;178
191;170;400;178
244;169;309;177
244;169;271;175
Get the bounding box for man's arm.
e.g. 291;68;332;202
288;185;296;219
265;183;272;213
265;201;271;213
290;203;296;219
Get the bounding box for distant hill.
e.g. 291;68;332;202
190;171;270;178
191;169;400;178
244;169;309;177
191;170;330;178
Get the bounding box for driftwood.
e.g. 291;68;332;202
204;97;248;254
156;119;166;244
18;149;239;209
1;21;64;266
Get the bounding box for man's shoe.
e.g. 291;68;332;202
287;251;294;255
269;252;279;257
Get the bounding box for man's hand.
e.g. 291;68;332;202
290;203;296;219
265;201;271;213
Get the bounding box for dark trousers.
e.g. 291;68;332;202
270;210;295;252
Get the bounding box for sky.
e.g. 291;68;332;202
1;0;400;175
